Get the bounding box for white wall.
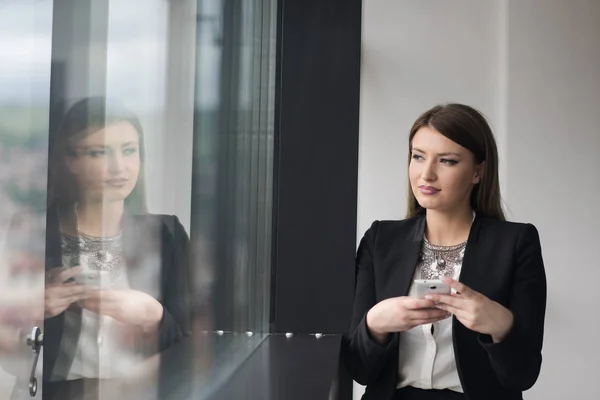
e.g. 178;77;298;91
357;0;600;398
505;1;600;398
358;0;504;228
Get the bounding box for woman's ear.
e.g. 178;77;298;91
473;161;485;184
65;156;80;176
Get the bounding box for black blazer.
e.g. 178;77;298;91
342;214;547;400
41;206;193;383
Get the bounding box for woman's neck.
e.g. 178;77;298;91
424;207;474;246
74;200;125;237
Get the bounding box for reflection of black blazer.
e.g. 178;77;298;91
42;206;192;383
342;214;547;400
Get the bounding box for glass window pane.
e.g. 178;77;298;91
1;0;277;398
0;0;52;398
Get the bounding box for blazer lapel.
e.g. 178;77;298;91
121;213;164;296
457;214;484;292
380;215;425;300
43;205;83;381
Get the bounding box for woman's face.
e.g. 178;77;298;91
409;126;483;214
66;121;141;204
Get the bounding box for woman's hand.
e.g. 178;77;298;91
45;266;88;318
426;277;514;343
81;289;164;332
366;296;450;344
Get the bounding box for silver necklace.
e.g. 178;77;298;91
418;212;475;280
418;238;467;280
73;203;124;281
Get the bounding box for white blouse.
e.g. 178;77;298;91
396;251;464;392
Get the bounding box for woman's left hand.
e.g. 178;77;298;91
81;289;164;332
426;277;514;343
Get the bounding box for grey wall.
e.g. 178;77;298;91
357;0;600;398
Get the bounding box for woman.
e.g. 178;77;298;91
36;96;191;399
343;104;546;400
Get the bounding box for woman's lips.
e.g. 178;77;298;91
419;185;440;195
105;178;128;187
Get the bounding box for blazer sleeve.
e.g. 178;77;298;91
478;223;547;391
343;220;398;386
157;215;193;351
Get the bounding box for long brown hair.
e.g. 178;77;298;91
406;103;505;220
47;96;147;213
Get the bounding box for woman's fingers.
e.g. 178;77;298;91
407;308;447;321
441;277;477;298
56;267;82;283
80;297;117;314
44;283;91;317
46;284;87;299
434;302;461;314
80;299;101;313
424;293;465;308
403;298;438;310
411;314;451;326
80;298;100;308
66;293;89;304
64;284;87;297
48;292;84;308
46;266;82;284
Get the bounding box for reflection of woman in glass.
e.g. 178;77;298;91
41;97;191;399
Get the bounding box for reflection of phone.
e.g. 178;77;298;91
73;271;109;286
414;279;451;299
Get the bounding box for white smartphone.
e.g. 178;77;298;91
414;279;451;299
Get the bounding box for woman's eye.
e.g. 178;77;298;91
411;154;424;161
123;147;137;156
88;150;106;157
440;158;458;165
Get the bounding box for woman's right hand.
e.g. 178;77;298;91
44;267;88;318
366;296;450;344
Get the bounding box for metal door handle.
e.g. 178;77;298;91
26;326;43;397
